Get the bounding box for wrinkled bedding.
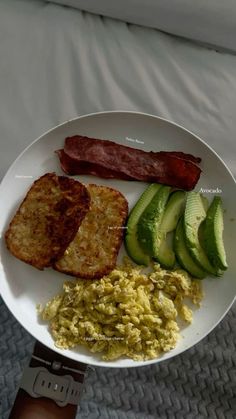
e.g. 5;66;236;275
1;0;236;181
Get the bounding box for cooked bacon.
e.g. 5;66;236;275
56;135;202;190
56;149;134;180
157;151;201;164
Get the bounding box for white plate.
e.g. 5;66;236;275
0;111;235;368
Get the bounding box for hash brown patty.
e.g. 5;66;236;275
54;184;128;278
5;173;90;269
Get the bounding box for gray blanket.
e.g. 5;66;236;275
1;297;235;419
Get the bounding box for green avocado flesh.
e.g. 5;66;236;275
184;192;218;275
154;190;186;268
125;183;161;265
174;218;207;279
137;185;171;257
125;182;227;277
203;196;228;270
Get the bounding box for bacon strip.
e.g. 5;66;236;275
157;151;201;164
56;149;134;180
56;135;202;191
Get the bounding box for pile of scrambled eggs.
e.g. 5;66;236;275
39;259;203;361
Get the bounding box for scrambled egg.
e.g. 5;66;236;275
38;259;203;361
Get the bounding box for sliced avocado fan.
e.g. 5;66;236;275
137;185;171;257
174;217;207;279
203;196;228;271
125;183;161;265
184;192;219;275
154;190;186;268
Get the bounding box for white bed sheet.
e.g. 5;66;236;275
0;0;236;182
50;0;236;53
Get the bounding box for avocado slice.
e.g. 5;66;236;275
137;185;171;257
174;218;207;279
201;195;209;212
184;192;218;275
125;183;161;265
154;191;186;268
203;196;228;270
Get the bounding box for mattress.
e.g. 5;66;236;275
0;0;236;418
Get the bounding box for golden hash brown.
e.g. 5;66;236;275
54;184;128;279
5;173;90;269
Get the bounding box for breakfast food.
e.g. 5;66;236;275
137;185;172;258
125;183;160;266
203;196;228;271
5;173;90;269
39;259;203;361
54;184;128;279
125;184;227;278
56;135;202;190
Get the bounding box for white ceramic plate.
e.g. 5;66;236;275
0;111;235;368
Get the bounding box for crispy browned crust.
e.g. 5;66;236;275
54;184;129;279
5;173;90;269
